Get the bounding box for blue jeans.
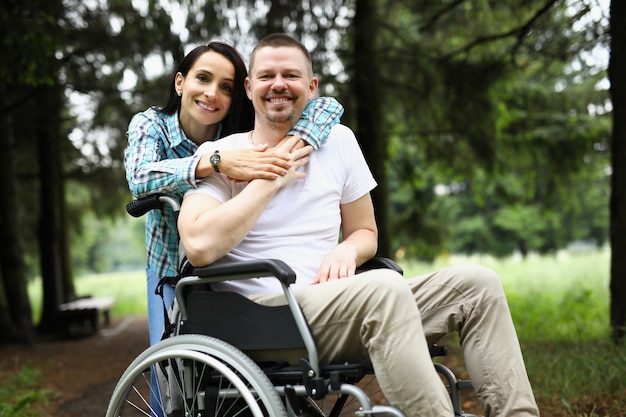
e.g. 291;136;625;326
147;266;176;417
147;266;176;345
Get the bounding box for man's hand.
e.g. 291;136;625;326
312;244;359;284
274;134;311;155
312;195;379;285
271;135;312;187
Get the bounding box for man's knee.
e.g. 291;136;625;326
453;264;506;303
357;269;407;291
354;270;416;312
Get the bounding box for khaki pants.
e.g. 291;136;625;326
252;265;539;417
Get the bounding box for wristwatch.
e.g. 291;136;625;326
209;150;221;173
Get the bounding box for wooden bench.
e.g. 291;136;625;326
59;296;116;337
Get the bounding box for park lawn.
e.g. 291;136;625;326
28;270;147;322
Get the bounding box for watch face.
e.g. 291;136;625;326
210;153;221;165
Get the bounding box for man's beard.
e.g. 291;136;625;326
265;105;297;125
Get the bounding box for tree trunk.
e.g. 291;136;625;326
0;89;36;344
353;0;392;258
36;84;76;335
609;0;626;343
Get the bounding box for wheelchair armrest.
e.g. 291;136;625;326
356;257;403;276
181;258;297;287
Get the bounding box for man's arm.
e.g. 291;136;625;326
178;141;313;267
313;193;378;284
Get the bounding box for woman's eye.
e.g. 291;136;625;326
221;84;233;93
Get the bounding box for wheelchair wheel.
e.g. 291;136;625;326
106;334;286;417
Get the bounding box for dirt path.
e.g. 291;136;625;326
0;315;149;417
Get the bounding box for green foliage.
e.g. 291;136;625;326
0;0;61;86
378;0;610;260
69;213;146;274
0;363;57;417
404;248;611;342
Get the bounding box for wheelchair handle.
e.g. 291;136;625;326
126;194;181;218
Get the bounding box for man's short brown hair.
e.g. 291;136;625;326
249;33;314;77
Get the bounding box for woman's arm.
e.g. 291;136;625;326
288;97;344;149
124;112;199;198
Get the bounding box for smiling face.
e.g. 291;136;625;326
245;46;318;135
175;50;235;143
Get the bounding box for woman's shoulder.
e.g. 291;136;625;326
132;106;167;123
128;107;177;136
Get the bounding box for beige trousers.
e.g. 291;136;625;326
252;265;539;417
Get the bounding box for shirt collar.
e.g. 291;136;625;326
166;111;222;148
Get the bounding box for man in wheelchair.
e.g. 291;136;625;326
177;33;539;417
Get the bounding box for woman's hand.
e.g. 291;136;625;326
197;135;310;181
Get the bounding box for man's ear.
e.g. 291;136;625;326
244;77;253;100
308;76;319;99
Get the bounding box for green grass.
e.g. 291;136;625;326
402;249;611;342
28;270;147;322
0;363;57;417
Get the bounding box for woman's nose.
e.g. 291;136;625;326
204;85;218;101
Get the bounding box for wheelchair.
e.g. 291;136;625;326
106;194;478;417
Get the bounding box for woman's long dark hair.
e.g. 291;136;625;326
161;42;254;136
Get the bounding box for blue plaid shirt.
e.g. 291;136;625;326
124;97;344;279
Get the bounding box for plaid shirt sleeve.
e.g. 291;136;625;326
124;111;199;198
288;97;344;149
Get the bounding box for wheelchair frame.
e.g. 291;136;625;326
105;194;477;417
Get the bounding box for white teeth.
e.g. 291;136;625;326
197;102;216;111
269;98;288;103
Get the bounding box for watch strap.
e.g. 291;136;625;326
211;150;221;173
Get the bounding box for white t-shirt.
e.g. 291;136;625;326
186;124;377;295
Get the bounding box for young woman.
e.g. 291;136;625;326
124;41;343;347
